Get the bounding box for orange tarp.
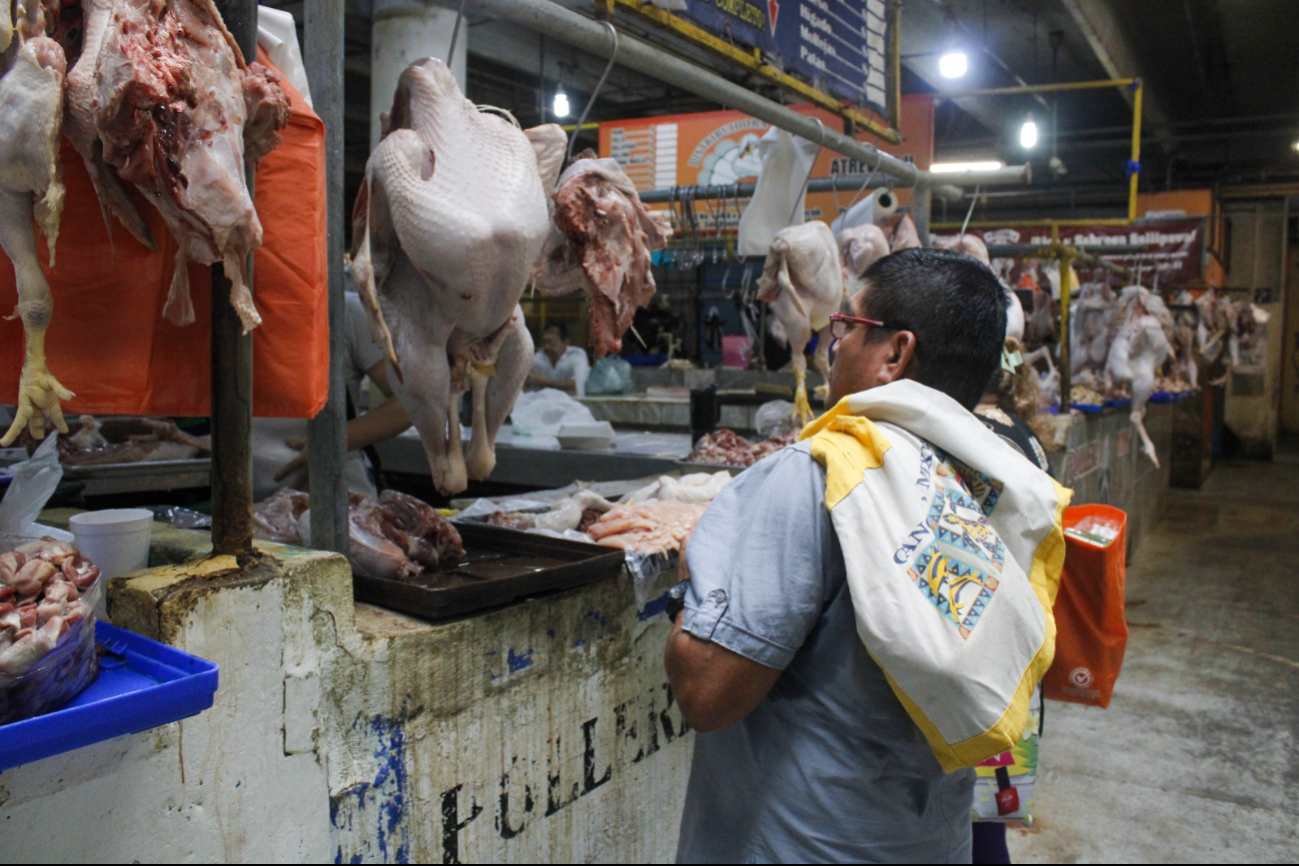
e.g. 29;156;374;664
0;50;328;419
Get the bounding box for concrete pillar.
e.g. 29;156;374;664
371;0;468;146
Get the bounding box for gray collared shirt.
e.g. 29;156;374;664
676;441;974;864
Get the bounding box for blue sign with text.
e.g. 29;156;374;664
677;0;891;116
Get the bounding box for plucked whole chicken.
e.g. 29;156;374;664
756;221;846;423
531;156;672;357
1;0;292;448
350;57;566;495
1105;286;1172;467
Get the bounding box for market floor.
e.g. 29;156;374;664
1008;441;1299;864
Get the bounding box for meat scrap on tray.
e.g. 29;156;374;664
252;489;464;581
687;429;797;469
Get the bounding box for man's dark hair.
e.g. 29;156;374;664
859;247;1007;410
543;322;569;341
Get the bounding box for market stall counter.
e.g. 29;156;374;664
0;513;690;863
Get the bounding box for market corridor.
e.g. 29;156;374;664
1010;441;1299;863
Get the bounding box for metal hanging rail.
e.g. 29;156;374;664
934;77;1145;227
474;0;966;206
637;166;1031;205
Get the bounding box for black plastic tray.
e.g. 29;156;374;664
351;522;626;622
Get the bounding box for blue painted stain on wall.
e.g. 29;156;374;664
637;592;669;622
507;648;534;672
330;711;412;864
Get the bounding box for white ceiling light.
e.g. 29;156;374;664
1020;118;1039;149
939;51;968;79
930;161;1005;173
1292;140;1299;153
553;86;570;119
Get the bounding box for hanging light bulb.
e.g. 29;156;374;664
939;51;968;79
1020;118;1039;149
553;84;570;119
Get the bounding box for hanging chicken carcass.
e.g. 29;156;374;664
532;156;672;357
0;27;70;446
837;222;889;295
1105;286;1172;467
350;57;566;495
2;0;292;447
756;221;846;424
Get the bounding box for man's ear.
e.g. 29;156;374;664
876;330;918;385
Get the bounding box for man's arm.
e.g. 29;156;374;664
525;371;577;392
665;618;782;733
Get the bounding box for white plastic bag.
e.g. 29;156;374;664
586;356;634;395
0;435;69;540
755;400;799;439
510;389;597;437
737;127;820;257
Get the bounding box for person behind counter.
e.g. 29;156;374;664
253;292;411;499
664;248;1066;863
526;323;591;397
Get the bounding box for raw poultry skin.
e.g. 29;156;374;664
837;222;889;295
2;0;290;446
756;221;846;424
351;58;565;496
1105;286;1172;467
532;156;671;357
66;0;291;331
0;30;70;446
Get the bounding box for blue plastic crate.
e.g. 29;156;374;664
0;621;218;772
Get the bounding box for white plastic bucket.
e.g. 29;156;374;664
69;509;154;618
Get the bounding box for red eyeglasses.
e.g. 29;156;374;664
828;313;887;340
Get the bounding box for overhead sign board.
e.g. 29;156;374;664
643;0;894;121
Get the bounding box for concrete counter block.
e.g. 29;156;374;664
2;522;689;863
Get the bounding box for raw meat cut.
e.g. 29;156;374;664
756;221;845;423
587;501;708;555
531;156;671;357
0;32;69;446
622;472;732;505
837;222;889;294
62;0;292;332
252;488;464;576
687;429;795;468
252;488;310;544
0;537;97;678
377;489;464;568
350;57;564;495
889;214;921;251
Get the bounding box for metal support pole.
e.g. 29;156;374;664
210;0;258;559
1058;247;1074;415
1128;80;1143;222
913;186;933;247
305;0;349;554
474;0;961;199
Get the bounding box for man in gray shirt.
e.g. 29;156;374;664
667;248;1014;863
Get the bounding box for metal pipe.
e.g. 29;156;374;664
940;78;1138;99
474;0;944;193
210;0;258;560
305;0;349;555
913;186;933;247
636;167;1027;205
1128;80;1143;222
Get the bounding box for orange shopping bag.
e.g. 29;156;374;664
1043;504;1129;708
